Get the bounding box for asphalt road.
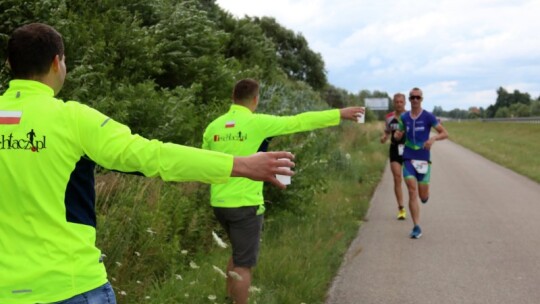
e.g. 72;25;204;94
326;139;540;304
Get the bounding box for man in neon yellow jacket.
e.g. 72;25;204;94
203;78;364;304
0;23;294;304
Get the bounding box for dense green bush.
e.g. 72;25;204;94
0;1;385;302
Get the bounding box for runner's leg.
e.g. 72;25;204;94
390;161;404;209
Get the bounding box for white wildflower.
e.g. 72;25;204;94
145;296;151;300
212;265;227;278
208;294;217;301
119;291;127;296
115;261;122;267
184;293;189;298
345;153;351;160
249;286;261;293
228;271;243;281
190;281;197;285
175;274;183;280
212;231;228;248
146;227;156;235
181;250;188;255
134;251;141;257
189;261;200;269
111;277;116;282
136;280;142;284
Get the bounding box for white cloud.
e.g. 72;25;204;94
424;81;460;95
216;0;540;110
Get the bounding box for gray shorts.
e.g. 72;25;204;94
213;206;263;268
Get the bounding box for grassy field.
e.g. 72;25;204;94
96;122;389;304
444;121;540;183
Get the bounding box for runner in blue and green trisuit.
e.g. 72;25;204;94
0;23;294;304
202;78;365;304
394;87;448;239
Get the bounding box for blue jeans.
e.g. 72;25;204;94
52;282;116;304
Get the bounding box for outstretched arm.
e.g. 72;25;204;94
339;107;365;121
232;152;295;189
75;102;295;186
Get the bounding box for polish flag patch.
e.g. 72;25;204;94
0;111;22;124
225;121;235;128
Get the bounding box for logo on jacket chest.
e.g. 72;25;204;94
213;131;248;142
0;129;47;152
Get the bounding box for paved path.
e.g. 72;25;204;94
327;140;540;304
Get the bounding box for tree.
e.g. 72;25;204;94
531;101;540;116
221;17;282;81
152;0;234;103
254;17;327;91
448;108;468;119
323;85;348;108
488;87;533;118
495;107;510;118
432;106;444;117
509;103;530;117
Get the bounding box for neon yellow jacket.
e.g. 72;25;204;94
202;104;340;208
0;80;234;303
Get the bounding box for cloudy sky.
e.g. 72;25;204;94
215;0;540;111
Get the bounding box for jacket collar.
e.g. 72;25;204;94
5;79;55;98
229;103;253;114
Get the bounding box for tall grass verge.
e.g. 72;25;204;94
95;122;388;303
444;121;540;182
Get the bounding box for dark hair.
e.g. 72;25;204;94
410;87;423;96
233;79;259;104
7;23;64;79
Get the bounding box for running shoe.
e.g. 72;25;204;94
421;197;429;204
410;225;422;239
397;209;406;220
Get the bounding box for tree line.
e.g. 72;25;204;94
433;87;540;119
0;0;352;146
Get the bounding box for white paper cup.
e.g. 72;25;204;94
276;173;291;185
276;158;292;185
356;107;365;123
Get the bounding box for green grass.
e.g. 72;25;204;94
444;121;540;182
96;122;388;304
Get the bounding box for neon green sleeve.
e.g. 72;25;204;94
255;109;340;137
68;102;233;183
202;129;211;150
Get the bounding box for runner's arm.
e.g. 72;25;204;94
424;124;448;150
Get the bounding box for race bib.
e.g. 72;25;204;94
398;144;404;156
411;160;429;174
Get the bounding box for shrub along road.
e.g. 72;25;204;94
326;139;540;304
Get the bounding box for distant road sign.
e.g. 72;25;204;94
365;98;389;110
